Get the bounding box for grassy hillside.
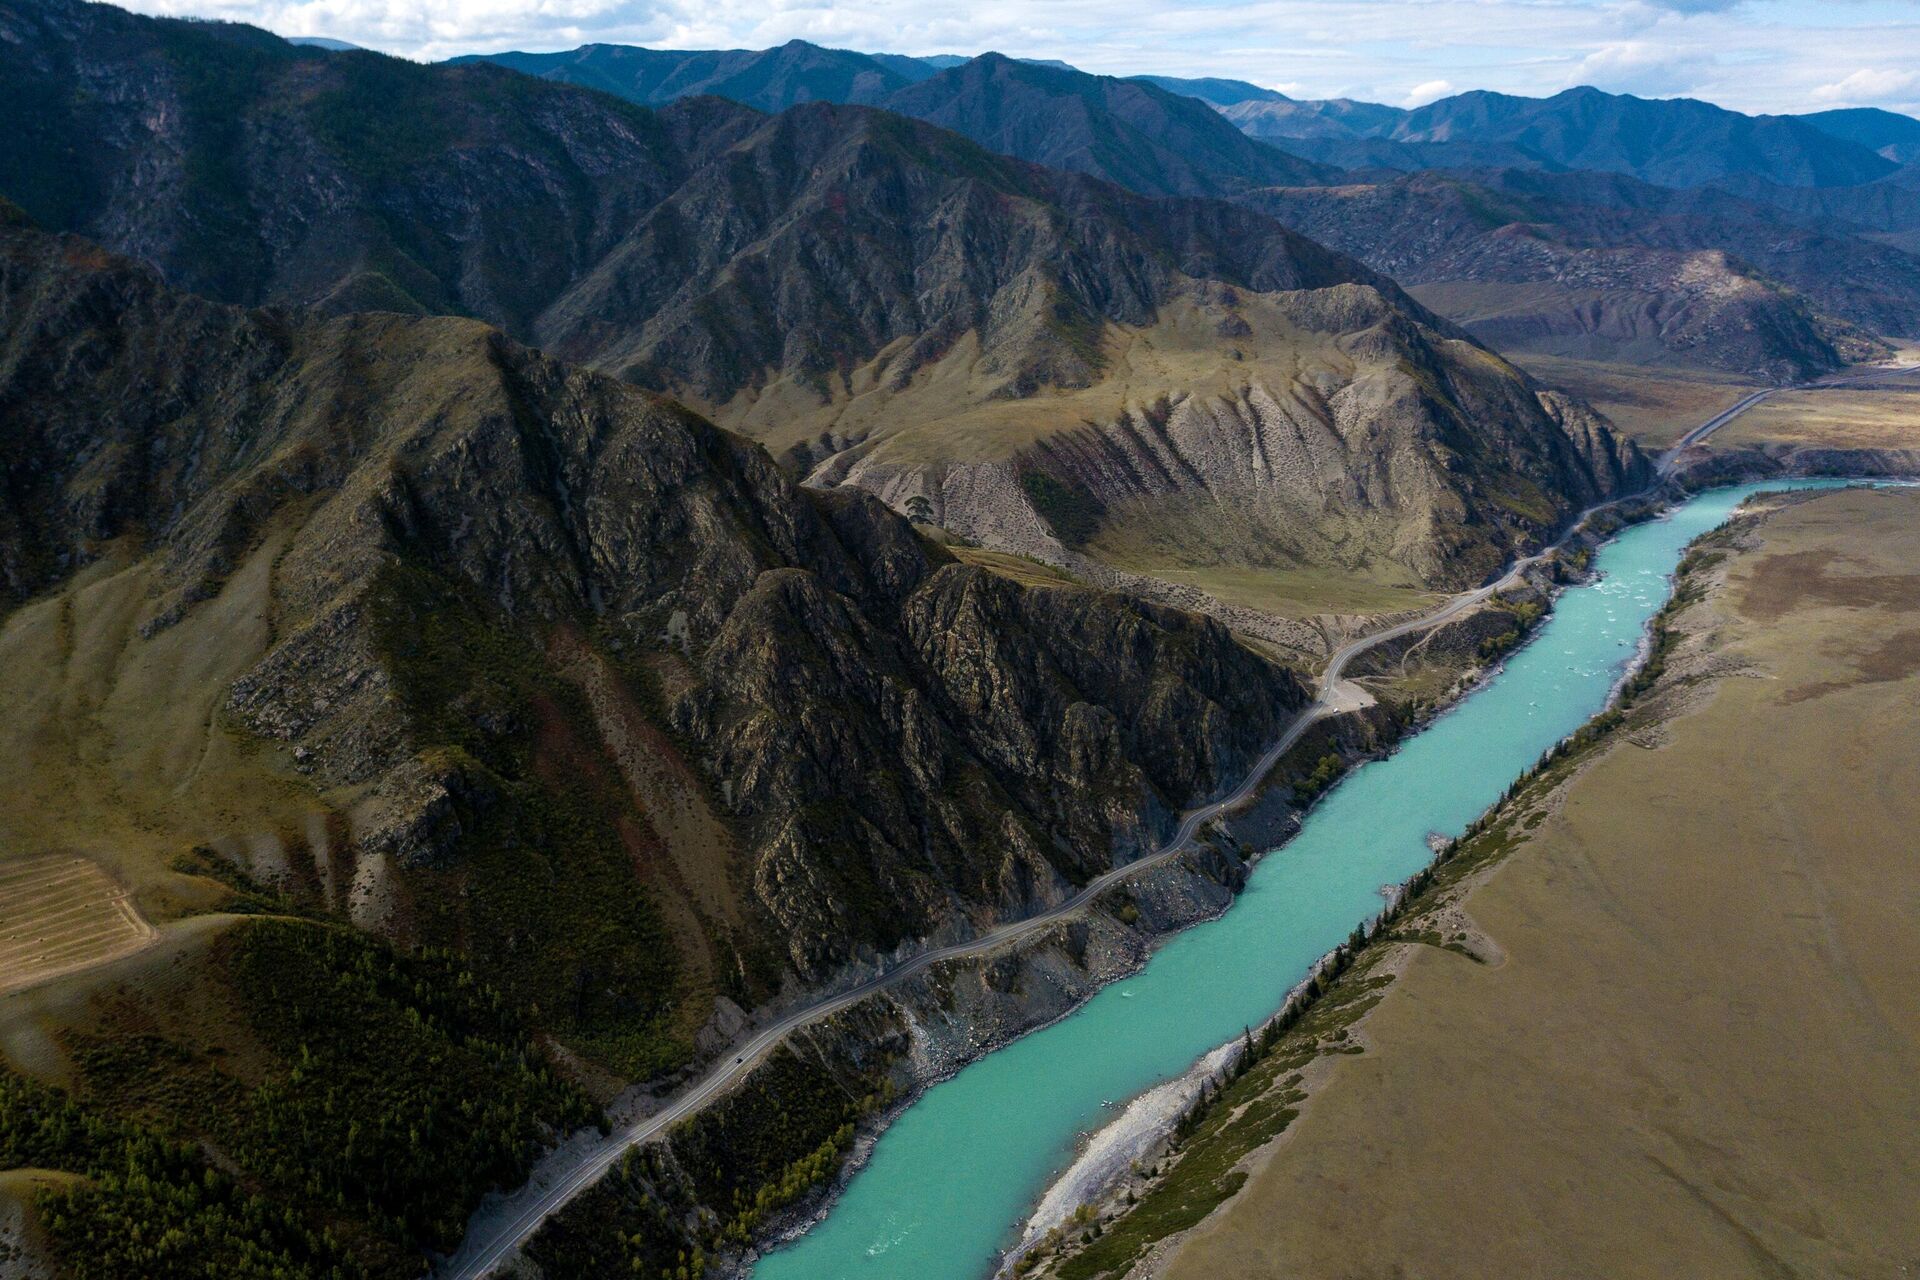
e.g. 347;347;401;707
0;213;1308;1026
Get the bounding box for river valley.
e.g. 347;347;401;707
750;478;1879;1280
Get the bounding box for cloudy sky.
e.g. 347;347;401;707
115;0;1920;117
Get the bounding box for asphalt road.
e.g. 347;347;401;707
436;373;1801;1279
1659;388;1778;472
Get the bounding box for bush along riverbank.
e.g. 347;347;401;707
1006;505;1762;1280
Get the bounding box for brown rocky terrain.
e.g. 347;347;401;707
1242;174;1903;382
1244;177;1889;383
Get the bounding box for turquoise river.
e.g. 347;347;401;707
752;480;1866;1280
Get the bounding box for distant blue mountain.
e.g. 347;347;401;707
1130;75;1285;107
1799;108;1920;164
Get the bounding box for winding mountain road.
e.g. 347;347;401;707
437;371;1800;1280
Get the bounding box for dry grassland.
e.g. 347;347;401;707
1514;354;1760;447
1718;381;1920;452
0;533;323;926
1161;486;1920;1280
704;291;1370;466
945;545;1085;589
1088;559;1438;620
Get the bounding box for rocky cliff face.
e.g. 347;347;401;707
0;224;1306;1031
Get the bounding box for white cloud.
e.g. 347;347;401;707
1812;68;1920;105
1570;40;1713;97
1402;78;1453;108
1636;0;1745;12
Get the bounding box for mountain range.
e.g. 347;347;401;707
462;43;1334;196
453;37;1920;380
1222;85;1904;190
463;39;1919;195
2;0;1646;621
0;4;1912;1277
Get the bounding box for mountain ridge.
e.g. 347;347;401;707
1220;85;1902;190
0;216;1311;992
1;0;1649;621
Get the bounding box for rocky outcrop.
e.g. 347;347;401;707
1416;241;1845;383
1671;442;1920;489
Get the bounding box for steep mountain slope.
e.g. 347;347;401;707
1244;171;1908;379
1;0;1648;622
416;33;1917;387
1708;168;1920;242
522;101;1370;411
0;0;736;327
456;42;1337;197
0;219;1307;1026
1493;169;1920;340
1408;243;1844;383
878;54;1339;196
451;39;915;111
1214;89;1920;375
1222;86;1899;190
516;102;1647;600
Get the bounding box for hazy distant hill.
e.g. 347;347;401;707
1129;74;1286;107
1800;107;1920;164
1223;95;1409;141
878;53;1334;196
1221;86;1900;190
450;38;915;110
